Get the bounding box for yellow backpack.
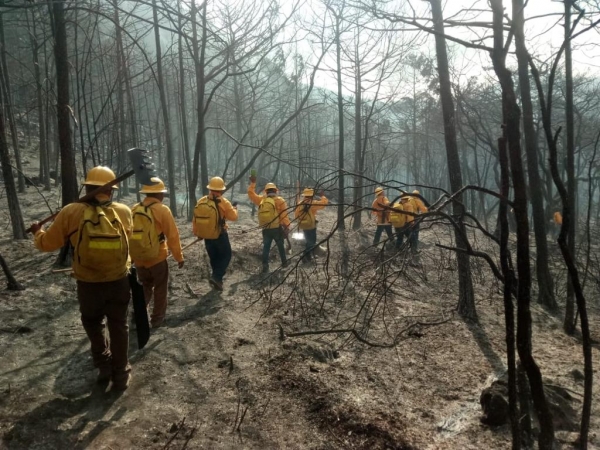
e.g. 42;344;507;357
258;196;279;229
297;201;316;230
130;203;163;260
193;196;221;239
389;202;406;228
74;204;129;281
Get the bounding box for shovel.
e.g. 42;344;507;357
26;148;157;233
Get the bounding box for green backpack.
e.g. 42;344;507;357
130;203;164;260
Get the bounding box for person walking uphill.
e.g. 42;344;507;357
247;175;290;273
552;210;562;238
295;188;328;263
130;177;184;328
389;196;411;250
372;187;393;248
193;176;238;291
406;190;428;253
29;166;133;391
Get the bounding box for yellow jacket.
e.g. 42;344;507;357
132;197;183;268
372;195;391;225
192;193;238;236
34;194;132;282
401;199;415;223
390;202;407;228
294;195;328;230
554;211;563;225
247;182;291;228
409;196;428;214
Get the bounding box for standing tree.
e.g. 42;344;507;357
513;0;557;311
50;0;78;205
489;0;554;446
428;0;476;321
0;82;25;239
152;0;177;215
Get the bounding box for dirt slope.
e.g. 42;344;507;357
0;185;599;450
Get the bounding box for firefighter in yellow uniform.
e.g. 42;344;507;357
247;176;291;273
30;166;133;390
552;211;562;238
294;188;328;263
131;178;184;328
406;190;428;253
389;196;410;249
193;176;238;291
372;187;393;248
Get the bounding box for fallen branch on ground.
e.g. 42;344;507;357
278;316;451;348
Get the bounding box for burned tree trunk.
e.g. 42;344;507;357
0;251;23;291
50;0;78;205
191;0;209;203
490;0;554;447
512;0;556;311
152;0;177;216
353;39;363;230
429;0;476;321
0;87;26;239
563;0;577;335
0;0;25;194
497;133;520;449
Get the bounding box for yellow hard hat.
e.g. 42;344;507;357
140;177;167;194
83;166;118;189
375;187;384;195
400;195;410;201
303;188;314;197
207;176;226;191
413;189;420;195
264;182;278;191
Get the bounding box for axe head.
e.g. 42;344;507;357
127;148;158;186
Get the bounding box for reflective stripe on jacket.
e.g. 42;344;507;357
34;194;132;282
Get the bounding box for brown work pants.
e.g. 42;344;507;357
136;259;169;326
77;277;131;382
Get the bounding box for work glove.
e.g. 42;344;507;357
29;222;41;234
249;176;257;183
319;190;326;198
178;261;185;269
282;226;290;238
232;201;238;208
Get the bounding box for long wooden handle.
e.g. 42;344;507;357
167;237;203;260
26;169;134;233
181;237;203;252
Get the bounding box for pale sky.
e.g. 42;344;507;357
294;0;600;97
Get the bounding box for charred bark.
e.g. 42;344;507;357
512;0;556;310
429;0;476;321
50;0;78;205
498;133;520;449
0;251;23;291
152;0;177;216
490;0;554;447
